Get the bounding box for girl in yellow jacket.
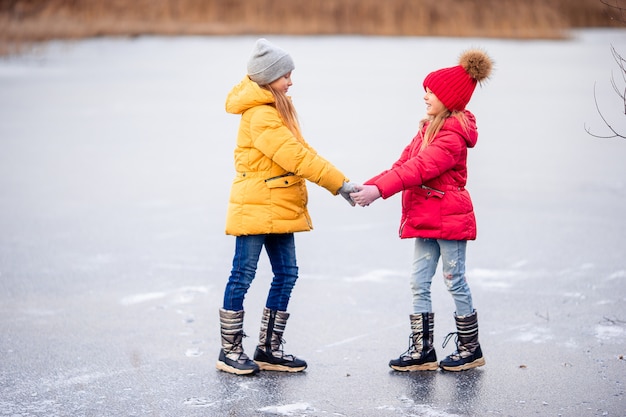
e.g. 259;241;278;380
217;38;356;375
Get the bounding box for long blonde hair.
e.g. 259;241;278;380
419;110;469;151
265;84;302;139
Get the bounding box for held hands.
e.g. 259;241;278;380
350;184;381;207
338;182;358;206
338;182;381;207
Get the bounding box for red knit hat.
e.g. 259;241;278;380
423;49;493;111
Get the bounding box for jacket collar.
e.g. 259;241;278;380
225;76;275;115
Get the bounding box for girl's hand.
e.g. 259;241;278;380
350;185;381;207
338;182;358;206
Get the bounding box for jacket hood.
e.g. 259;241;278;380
225;76;275;115
444;110;478;148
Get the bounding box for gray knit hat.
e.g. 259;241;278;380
247;38;295;85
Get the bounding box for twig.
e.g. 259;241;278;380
602;316;626;325
601;0;626;25
535;311;549;322
585;44;626;139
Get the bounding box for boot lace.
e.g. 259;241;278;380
442;331;457;350
399;333;419;359
224;331;251;361
442;331;470;360
271;337;298;361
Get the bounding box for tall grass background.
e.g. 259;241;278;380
0;0;622;54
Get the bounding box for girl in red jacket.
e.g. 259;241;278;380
351;49;493;372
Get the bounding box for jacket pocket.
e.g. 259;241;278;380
416;185;445;199
265;174;302;189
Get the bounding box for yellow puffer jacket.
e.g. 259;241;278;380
224;76;348;236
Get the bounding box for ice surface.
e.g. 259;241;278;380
1;30;625;416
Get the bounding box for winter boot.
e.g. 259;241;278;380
216;308;259;375
253;307;307;372
439;310;485;371
389;312;438;371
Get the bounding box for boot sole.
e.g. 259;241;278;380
216;360;259;375
440;357;486;372
255;361;306;372
390;362;439;372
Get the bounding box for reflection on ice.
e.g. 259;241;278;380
1;31;625;417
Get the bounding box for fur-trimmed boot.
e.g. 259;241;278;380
253;307;307;372
216;308;259;375
439;310;485;371
389;312;438;371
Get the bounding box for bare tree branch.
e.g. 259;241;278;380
585;83;626;139
609;45;626;114
586;43;626;139
601;0;626;24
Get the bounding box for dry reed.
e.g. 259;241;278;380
0;0;620;55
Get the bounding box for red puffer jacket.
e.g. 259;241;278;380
366;110;478;240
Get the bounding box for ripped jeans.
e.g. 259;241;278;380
410;238;474;316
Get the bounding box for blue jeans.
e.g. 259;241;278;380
223;234;299;312
410;238;474;316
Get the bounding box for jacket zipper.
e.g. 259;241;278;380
265;172;295;182
399;218;407;237
421;185;445;196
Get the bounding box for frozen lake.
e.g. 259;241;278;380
1;30;625;416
